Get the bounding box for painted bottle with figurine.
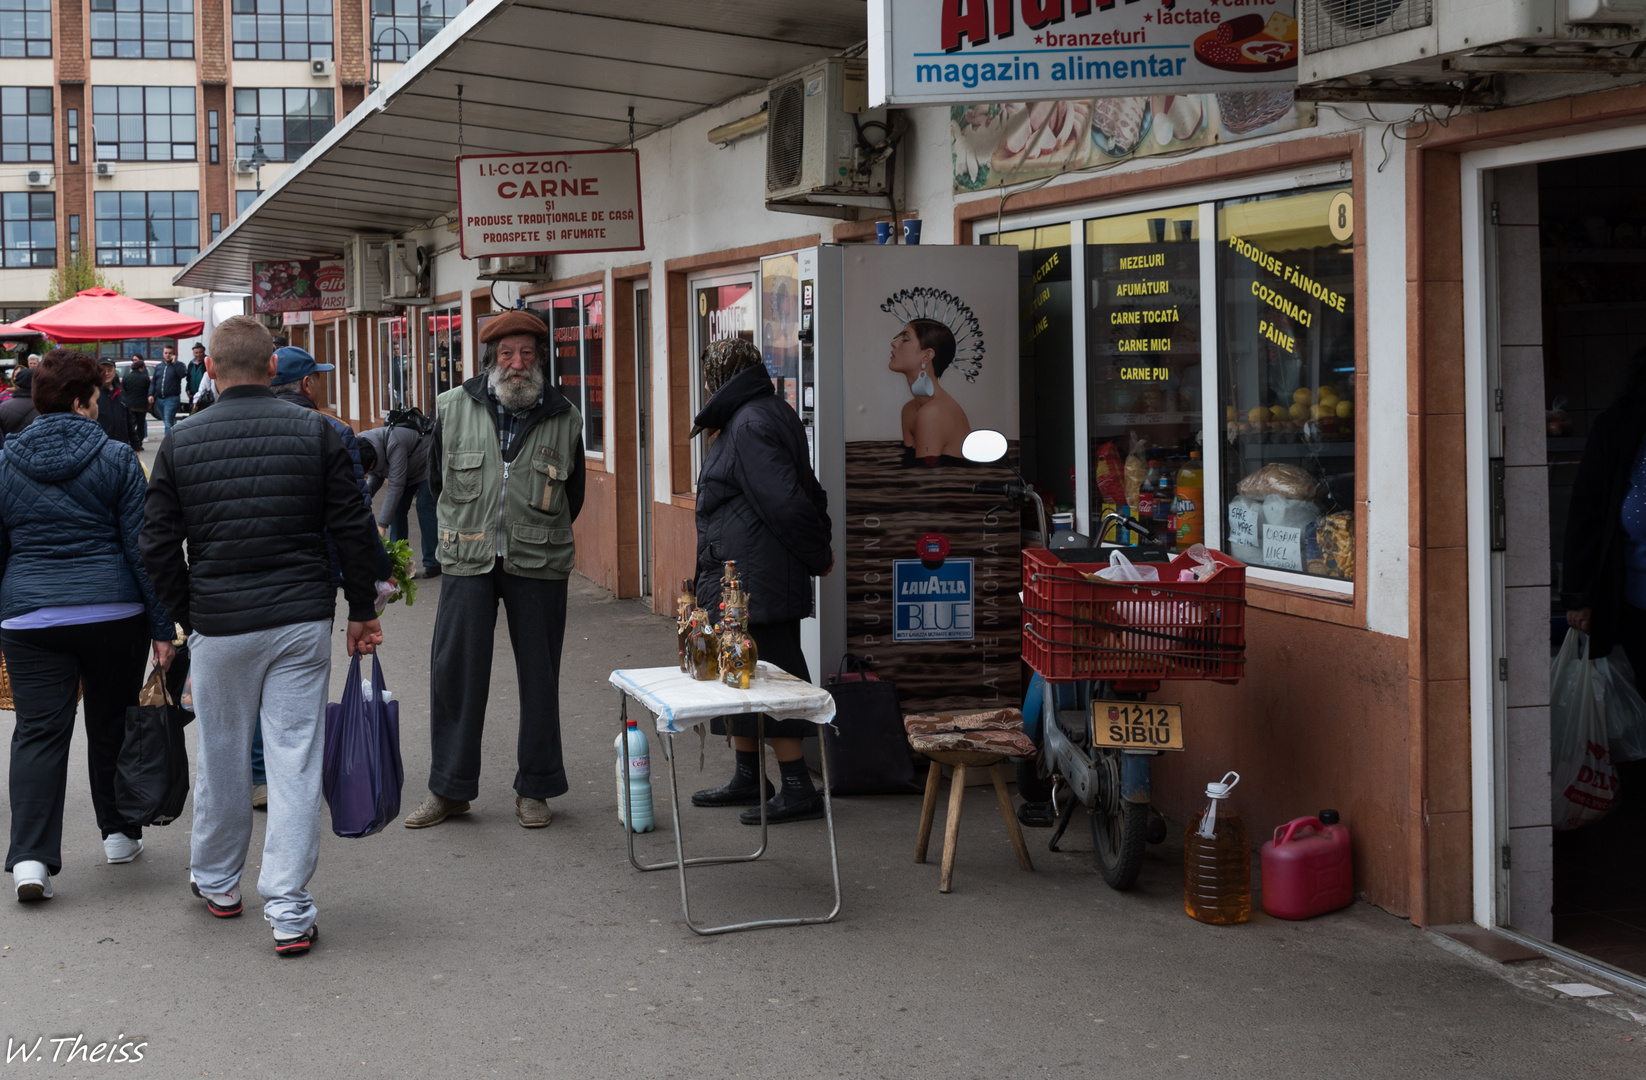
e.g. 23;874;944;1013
687;604;719;681
675;579;696;673
717;570;759;690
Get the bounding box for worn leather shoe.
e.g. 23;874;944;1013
691;777;776;808
739;788;825;825
515;796;552;828
403;792;471;829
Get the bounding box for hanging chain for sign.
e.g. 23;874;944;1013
628;105;635;148
456;84;464;160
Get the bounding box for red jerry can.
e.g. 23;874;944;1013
1259;810;1354;920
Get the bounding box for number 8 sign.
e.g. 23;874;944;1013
1328;191;1354;243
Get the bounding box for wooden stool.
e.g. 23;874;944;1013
913;750;1034;893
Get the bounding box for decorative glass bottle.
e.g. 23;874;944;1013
718;581;759;690
675;579;696;673
687;604;719;682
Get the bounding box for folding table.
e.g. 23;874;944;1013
608;663;842;935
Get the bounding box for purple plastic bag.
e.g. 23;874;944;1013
323;652;404;838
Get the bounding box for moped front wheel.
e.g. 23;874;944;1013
1089;749;1148;890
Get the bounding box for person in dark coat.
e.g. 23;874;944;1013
689;338;834;825
94;359;140;453
0;367;39;435
121;356;150;446
1;349;175;902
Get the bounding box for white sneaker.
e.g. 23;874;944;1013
103;835;144;864
13;860;51;901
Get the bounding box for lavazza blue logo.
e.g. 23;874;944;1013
892;559;974;643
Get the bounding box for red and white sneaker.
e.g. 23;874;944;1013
273;925;317;957
189;881;243;918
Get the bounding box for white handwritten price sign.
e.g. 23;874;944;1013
1227;502;1259;548
1261;523;1303;571
456;149;643;259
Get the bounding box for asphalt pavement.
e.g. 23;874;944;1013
1;449;1643;1077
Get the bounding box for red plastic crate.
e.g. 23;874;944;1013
1021;547;1247;684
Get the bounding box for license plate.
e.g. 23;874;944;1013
1090;700;1184;751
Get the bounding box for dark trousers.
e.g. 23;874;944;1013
4;615;150;874
710;620;815;740
391;480;439;571
428;568;568;801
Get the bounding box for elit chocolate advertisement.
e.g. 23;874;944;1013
838;245;1020;713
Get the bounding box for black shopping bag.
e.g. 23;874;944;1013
821;655;923;796
115;667;191;827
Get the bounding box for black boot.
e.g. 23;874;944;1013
740;756;825;825
691;750;774;807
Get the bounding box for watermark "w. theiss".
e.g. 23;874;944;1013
5;1035;148;1064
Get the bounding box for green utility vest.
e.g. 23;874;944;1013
433;385;580;579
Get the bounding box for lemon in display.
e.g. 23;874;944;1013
1293;387;1312;405
1289;402;1309;421
1269;405;1287;422
1226;405;1237;421
1319;388;1340;408
1248;406;1265;423
1336;400;1354;419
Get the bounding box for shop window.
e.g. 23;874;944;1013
687;273;758;481
531;291;605;455
1;87;52;162
0;0;50;57
370;0;463;62
379;318;406;414
1085;206;1203;550
90;0;194;59
93;86;196;162
424;305;462;410
1;191;54;268
234;88;335;162
1216;186;1355;583
93;190;199;266
232;0;334;61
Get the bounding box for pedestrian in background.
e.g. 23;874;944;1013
185;343;207;408
0;368;38;435
2;350;174;902
150;344;186;435
95;359;140;453
140;316;383;957
26;354;40;369
359;415;439;579
689;338;834;825
121;356;150;447
404;310;584;831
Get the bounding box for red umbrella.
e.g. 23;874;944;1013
8;288;204;344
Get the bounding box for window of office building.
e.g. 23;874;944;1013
207;109;219;164
1;87;51;162
236;189;258;215
528;291;605;455
90;0;194;59
93;86;196;162
2;192;54;268
0;0;50;58
370;0;463;62
94;190;199;266
232;0;334;61
233;87;334;162
66;107;78;163
209;212;221;240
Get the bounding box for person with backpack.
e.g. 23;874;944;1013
358;409;439;579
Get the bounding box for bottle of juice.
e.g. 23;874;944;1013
1184;770;1251;924
1174;451;1204;547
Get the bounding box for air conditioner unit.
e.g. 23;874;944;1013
1299;0;1646;87
378;240;430;304
343;233;395;314
310;57;334;78
24;167;52;187
233;157;258;175
476;254;550;282
764;57;889;218
93;161;116;179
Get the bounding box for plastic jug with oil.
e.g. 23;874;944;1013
1184;770;1251;924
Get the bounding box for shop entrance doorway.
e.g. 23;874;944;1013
1484;147;1646;984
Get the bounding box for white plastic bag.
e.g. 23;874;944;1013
1596;650;1646;763
1550;630;1620;830
1094;549;1159;583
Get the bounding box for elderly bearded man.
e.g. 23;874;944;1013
405;310;585;830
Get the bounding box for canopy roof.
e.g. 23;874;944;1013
175;0;867;293
8;288;204;344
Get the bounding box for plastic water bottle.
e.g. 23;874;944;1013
615;719;654;833
1184;771;1251;924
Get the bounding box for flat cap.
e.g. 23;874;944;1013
479;309;548;344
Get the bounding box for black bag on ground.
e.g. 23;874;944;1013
115;664;191;827
820;655;923;796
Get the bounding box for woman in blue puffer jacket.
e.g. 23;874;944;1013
0;350;174;903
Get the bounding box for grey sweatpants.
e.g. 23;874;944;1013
189;619;332;935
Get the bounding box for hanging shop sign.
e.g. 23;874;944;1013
456;149;643;259
251;259;345;313
869;0;1300;107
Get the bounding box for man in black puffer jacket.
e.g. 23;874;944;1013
690;339;834;825
140;316;383;958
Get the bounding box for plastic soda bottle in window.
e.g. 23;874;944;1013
1174;451;1204;547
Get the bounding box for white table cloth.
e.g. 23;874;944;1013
607;663;836;734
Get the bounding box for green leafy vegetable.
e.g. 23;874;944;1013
382;537;418;607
